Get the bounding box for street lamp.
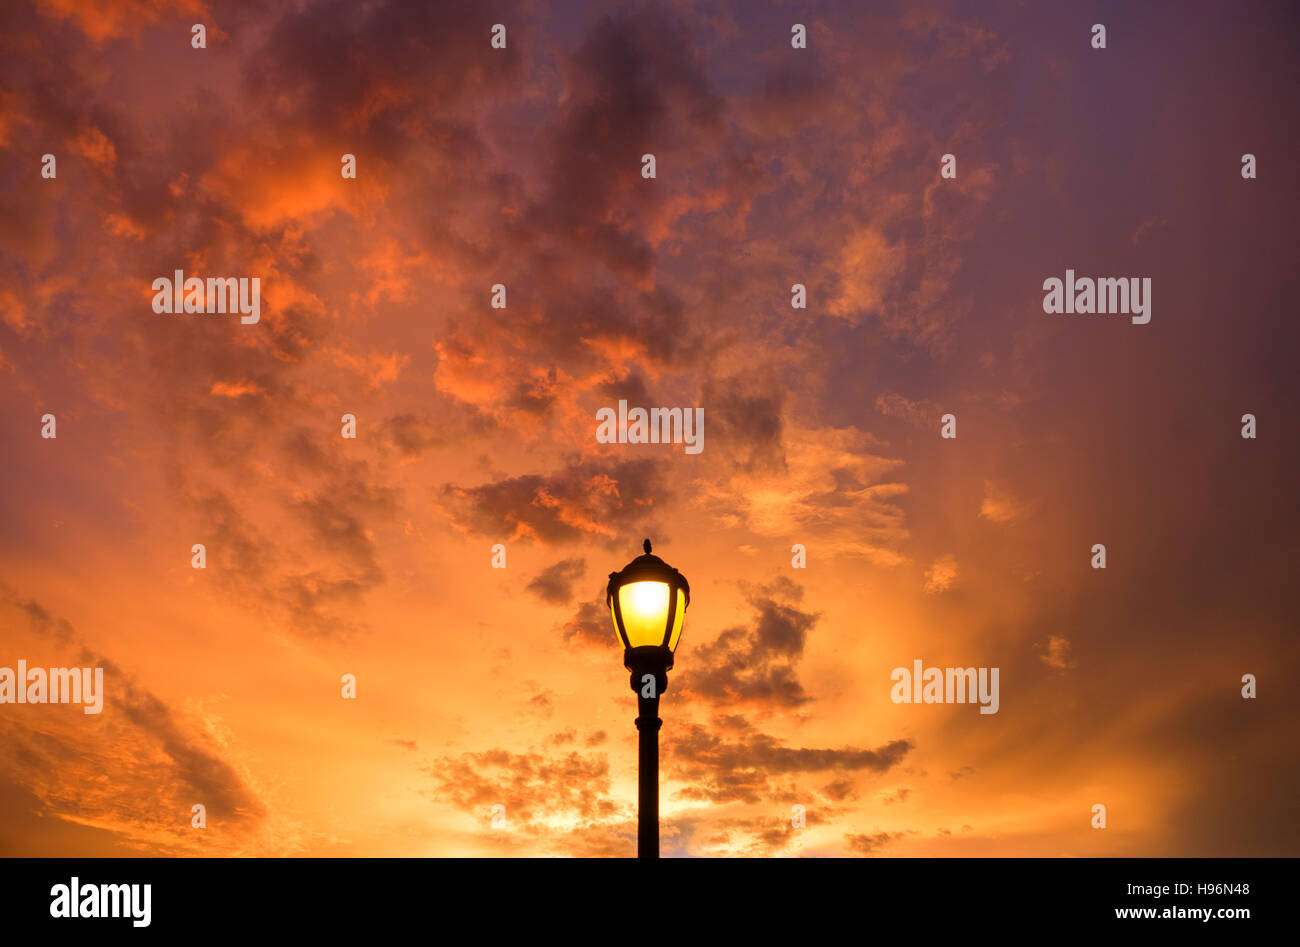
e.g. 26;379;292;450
607;538;690;859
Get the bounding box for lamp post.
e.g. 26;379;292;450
607;538;690;859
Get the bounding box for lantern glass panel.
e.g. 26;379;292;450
617;580;672;648
667;591;686;652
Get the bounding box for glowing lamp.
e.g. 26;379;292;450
605;538;691;859
606;539;690;670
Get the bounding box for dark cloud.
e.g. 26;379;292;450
15;598;76;645
377;404;498;459
293;482;394;567
757;46;839;122
245;0;524;153
526;558;587;605
822;778;857;802
562;598;612;649
102;653;263;822
669;716;913;805
0;589;266;849
193;492;272;582
846;831;905;856
528;4;723;282
427;745;620;825
506;368;561;418
415;2;751;391
702;373;786;474
675;577;818;709
596;371;655;408
381;415;443;458
283;428;331;471
665;813;806;857
881;788;911;805
190;480;396;639
525;692;554;718
442;457;671;545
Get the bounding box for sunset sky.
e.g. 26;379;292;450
1;0;1297;858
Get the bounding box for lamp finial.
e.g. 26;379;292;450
643;538;652;554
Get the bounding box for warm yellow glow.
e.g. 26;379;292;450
617;580;671;648
668;592;686;651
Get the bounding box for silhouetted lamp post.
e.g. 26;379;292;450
607;539;690;859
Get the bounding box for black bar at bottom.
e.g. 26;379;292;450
0;856;1286;934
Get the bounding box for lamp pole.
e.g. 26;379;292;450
627;652;669;859
634;673;662;859
607;539;690;861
